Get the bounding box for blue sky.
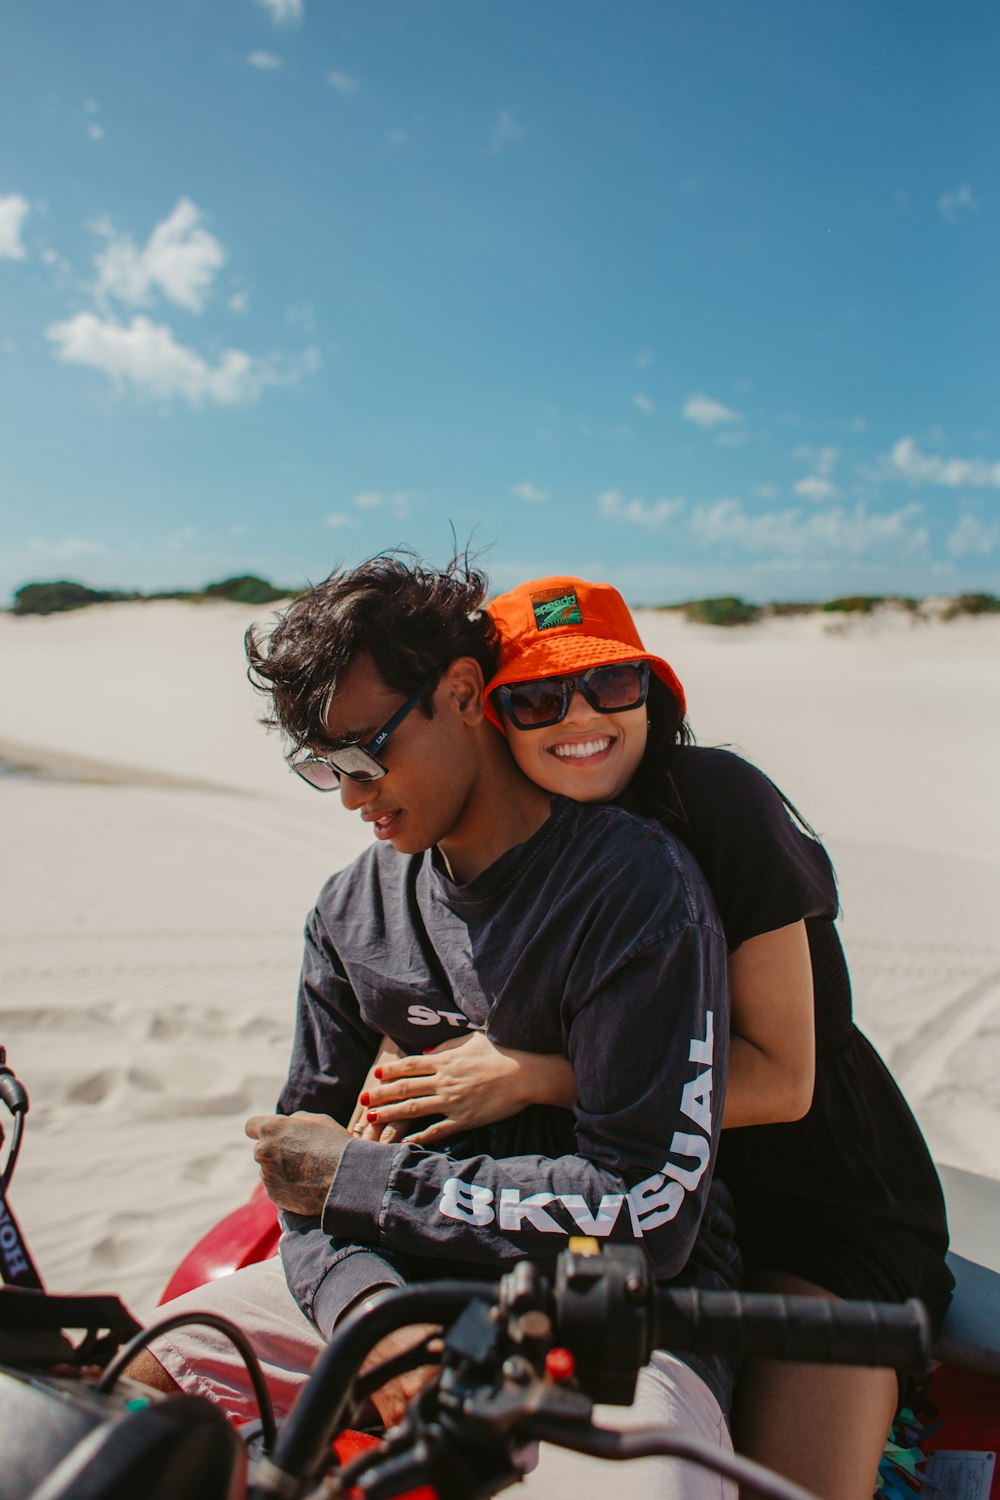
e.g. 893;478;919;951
2;0;998;606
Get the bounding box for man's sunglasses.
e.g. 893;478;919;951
291;676;435;790
495;660;650;731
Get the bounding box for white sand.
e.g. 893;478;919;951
1;600;998;1314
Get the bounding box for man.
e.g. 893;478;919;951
132;556;739;1498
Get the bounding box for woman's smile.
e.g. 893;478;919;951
548;736;615;762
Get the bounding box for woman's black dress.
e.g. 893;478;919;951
665;746;953;1333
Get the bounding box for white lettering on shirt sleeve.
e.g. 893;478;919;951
680;1068;713;1133
662;1131;712;1192
689;1010;713;1066
498;1189;564;1233
439;1178;495;1226
559;1193;625;1236
627;1176;686;1232
434;1011;718;1244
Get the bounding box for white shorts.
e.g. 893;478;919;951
152;1257;735;1500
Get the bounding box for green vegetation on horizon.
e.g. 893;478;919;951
9;578;1000;625
656;591;1000;626
11;575;290;616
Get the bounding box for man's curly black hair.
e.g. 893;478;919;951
245;552;498;758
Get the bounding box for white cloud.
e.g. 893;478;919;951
938;183;979;224
635;348;655;368
28;535;108;559
253;0;302;24
793;444;839;477
385;129;409;147
793;476;839;503
887;436;1000;489
39;244;73;284
511;481;548;503
489;109;525;154
284;301;317;334
46;311;317;406
632;392;654;415
690;498;927;558
682;392;743;429
947;514;1000;558
352;490;413;518
326;70;359;94
248;50;282;69
228;290;249;313
0;194;30;260
81;98;104;139
598;489;684;528
94;198;225;313
326;512;355;528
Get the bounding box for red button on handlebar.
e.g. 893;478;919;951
545;1347;576;1383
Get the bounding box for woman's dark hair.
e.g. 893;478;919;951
621;675;695;832
245;552;498;757
625;675;822;845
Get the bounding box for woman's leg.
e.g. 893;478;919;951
732;1271;898;1500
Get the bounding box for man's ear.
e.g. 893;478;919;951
440;658;486;723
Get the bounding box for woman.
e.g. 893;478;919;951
356;574;953;1500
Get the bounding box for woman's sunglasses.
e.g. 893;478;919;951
495;660;650;731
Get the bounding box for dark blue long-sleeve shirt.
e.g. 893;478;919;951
278;796;739;1410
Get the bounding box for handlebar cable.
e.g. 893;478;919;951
0;1047;29;1196
329;1342;823;1500
0;1111;25;1195
528;1420;819;1500
95;1310;278;1455
353;1331;445;1404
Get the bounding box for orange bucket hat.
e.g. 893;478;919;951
484;576;685;730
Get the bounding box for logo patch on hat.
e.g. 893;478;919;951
530;587;583;631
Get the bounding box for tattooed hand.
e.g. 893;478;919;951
245;1111;350;1216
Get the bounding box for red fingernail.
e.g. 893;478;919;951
374;1068;383;1080
366;1110;378;1123
422;1048;435;1055
359;1091;371;1106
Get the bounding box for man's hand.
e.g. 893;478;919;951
245;1111;351;1215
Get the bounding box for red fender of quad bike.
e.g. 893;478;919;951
160;1188;437;1500
159;1184;280;1304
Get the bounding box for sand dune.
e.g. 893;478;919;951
1;600;998;1313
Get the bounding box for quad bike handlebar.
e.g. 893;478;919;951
243;1245;930;1500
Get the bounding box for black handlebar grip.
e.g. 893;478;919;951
654;1289;931;1372
0;1074;28;1114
